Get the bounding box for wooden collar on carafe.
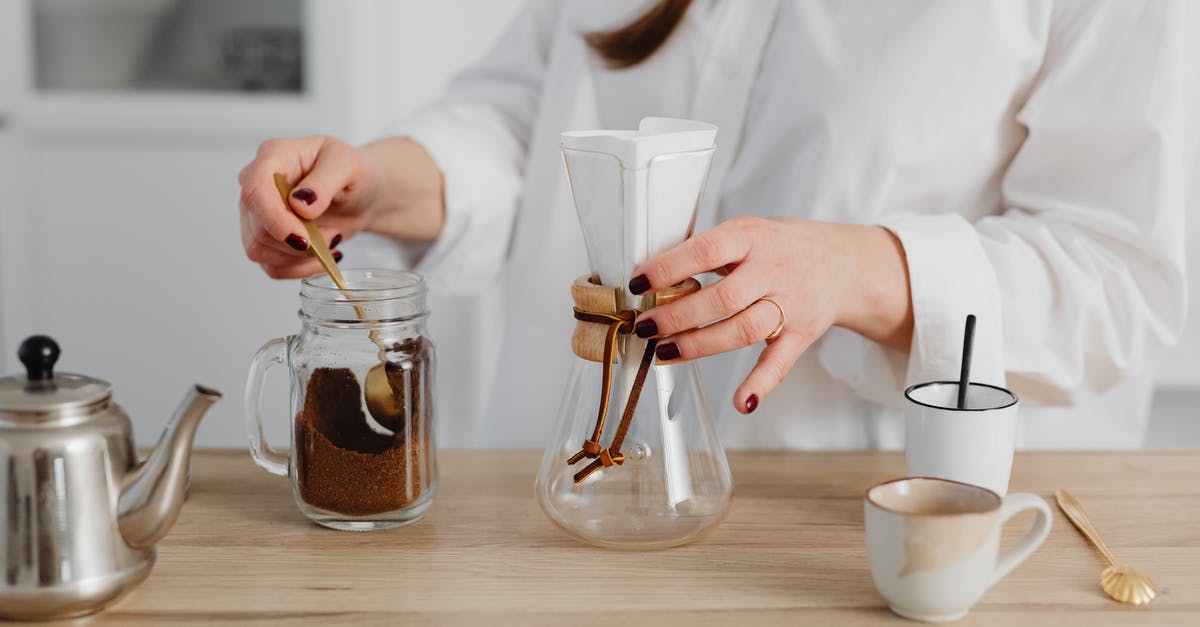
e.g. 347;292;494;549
567;274;701;483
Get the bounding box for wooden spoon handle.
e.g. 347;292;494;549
1055;489;1117;566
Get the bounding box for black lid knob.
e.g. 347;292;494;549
18;335;60;382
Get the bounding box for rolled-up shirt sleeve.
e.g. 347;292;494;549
368;0;559;292
825;0;1193;407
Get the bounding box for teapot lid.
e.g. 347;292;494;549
0;336;112;419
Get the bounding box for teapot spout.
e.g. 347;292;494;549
119;385;221;550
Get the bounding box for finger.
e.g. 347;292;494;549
259;253;342;281
238;137;323;248
240;209;256;252
256;248;344;270
245;211;344;262
287;139;362;220
628;217;760;295
650;299;785;362
243;207;309;257
250;234;344;267
634;269;765;338
714;262;739;277
240;179;309;249
243;207;296;256
733;332;811;414
296;211;362;242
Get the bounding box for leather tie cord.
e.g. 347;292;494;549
567;307;658;483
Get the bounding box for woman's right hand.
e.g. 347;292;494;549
238;135;379;279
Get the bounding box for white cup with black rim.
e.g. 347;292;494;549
903;381;1019;496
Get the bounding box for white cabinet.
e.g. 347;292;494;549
0;0;523;447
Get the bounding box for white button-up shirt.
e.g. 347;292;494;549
353;0;1194;449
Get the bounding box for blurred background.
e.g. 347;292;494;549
0;0;1195;449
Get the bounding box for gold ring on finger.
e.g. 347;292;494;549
759;297;786;341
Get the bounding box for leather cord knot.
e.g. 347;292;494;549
598;449;624;467
573;308;637;334
566;438;603;465
566;305;656;484
572;447;628;484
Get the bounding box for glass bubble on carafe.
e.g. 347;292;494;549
535;118;733;549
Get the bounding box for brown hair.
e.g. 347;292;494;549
584;0;694;69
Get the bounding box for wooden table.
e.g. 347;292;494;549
39;450;1198;626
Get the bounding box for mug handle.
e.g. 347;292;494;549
245;337;292;476
989;492;1053;587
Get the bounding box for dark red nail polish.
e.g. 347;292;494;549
746;394;759;413
629;274;650;295
655;342;680;361
291;187;317;205
330;233;343;248
333;250;343;263
285;234;308;251
635;319;658;339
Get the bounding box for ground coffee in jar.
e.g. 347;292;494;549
246;269;438;530
295;338;432;516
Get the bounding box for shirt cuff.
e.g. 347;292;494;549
820;213;1007;405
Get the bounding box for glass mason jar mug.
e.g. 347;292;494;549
245;269;437;530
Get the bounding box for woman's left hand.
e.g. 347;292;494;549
627;216;913;414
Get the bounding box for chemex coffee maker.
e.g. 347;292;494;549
0;335;221;620
535;117;733;549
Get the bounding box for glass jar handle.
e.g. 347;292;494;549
245;337;291;476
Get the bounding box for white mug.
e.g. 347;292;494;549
865;477;1052;622
904;381;1019;495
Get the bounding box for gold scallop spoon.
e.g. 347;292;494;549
273;173;403;429
1055;489;1157;605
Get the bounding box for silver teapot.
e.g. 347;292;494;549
0;335;221;620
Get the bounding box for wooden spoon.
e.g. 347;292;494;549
1055;489;1157;605
273;173;403;429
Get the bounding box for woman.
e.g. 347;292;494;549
238;1;1192;449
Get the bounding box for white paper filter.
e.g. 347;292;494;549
562;117;717;302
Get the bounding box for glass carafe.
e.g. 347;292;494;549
535;118;733;549
246;269;437;530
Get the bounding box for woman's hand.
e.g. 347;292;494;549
238;135;444;279
627;216;913;414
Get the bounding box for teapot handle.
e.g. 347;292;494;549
245;337;291;476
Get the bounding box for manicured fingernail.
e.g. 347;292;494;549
330;233;343;248
629;274;650;295
291;187;317;205
746;394;759;413
285;233;308;251
635;319;658;339
655;342;680;361
333;250;343;263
